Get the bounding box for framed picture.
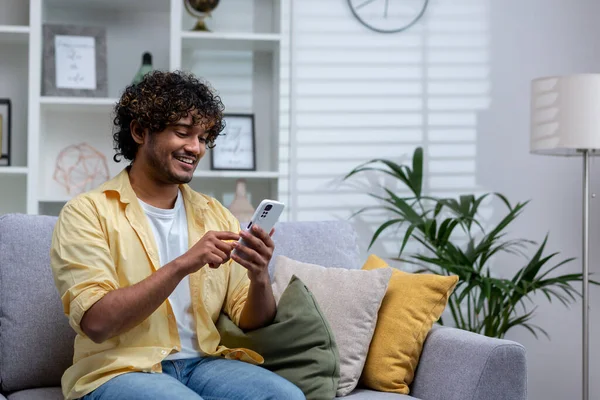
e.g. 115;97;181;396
211;114;256;171
42;24;108;97
0;99;11;166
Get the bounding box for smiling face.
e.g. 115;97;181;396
135;113;210;185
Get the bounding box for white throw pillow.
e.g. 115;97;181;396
272;255;392;397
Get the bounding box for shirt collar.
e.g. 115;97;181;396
100;167;211;210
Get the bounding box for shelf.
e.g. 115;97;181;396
181;32;281;52
0;25;29;44
0;166;28;175
38;197;70;203
44;0;168;12
193;171;280;179
40;97;119;112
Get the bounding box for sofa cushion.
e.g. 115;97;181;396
272;256;392;397
0;214;75;392
269;221;362;277
338;388;419;399
6;387;63;400
360;255;458;394
218;275;340;400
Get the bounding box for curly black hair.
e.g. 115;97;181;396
112;70;225;162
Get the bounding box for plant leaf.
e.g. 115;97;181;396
411;147;423;197
399;225;416;257
368;219;404;250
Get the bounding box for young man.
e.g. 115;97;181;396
50;71;304;400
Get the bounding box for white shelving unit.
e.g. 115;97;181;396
0;166;28;175
194;170;281;179
0;1;30;215
181;31;281;52
40;96;119;111
0;25;30;43
0;0;284;216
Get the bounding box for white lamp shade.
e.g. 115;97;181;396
531;74;600;156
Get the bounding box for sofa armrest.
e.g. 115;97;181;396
410;325;527;400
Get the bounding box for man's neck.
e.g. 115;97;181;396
128;163;179;209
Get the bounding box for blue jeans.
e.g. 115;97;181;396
81;357;305;400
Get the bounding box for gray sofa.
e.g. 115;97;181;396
0;213;527;400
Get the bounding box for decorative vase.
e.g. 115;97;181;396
228;179;254;223
132;52;153;85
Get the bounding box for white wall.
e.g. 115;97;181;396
481;0;600;399
282;0;600;399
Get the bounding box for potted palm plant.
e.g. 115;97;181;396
344;147;592;339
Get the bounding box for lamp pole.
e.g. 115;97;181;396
582;149;590;400
531;75;600;400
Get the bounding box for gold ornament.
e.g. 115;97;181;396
184;0;220;32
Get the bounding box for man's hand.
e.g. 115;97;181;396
235;225;278;330
231;225;275;283
178;230;240;274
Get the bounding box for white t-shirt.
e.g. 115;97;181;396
138;190;202;360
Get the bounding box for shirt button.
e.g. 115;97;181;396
161;350;168;355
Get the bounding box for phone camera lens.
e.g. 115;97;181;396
265;204;273;211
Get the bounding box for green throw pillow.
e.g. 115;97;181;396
217;275;340;400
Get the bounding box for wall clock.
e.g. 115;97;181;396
347;0;429;34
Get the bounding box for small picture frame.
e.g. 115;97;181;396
211;114;256;171
0;99;11;166
42;24;108;97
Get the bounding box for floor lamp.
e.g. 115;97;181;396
530;74;600;400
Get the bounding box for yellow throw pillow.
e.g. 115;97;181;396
360;254;458;394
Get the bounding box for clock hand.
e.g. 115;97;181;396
356;0;378;10
384;0;389;18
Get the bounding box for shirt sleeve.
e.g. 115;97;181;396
222;212;251;326
50;197;119;337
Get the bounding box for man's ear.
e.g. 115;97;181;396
130;120;146;145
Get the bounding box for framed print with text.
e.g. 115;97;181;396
0;99;11;166
211;114;256;171
42;24;108;97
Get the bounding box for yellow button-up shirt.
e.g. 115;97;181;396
50;169;263;400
